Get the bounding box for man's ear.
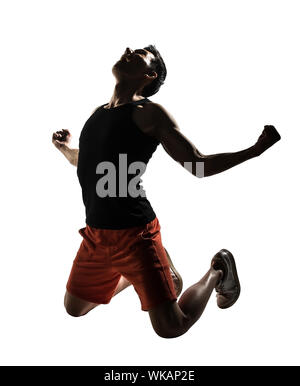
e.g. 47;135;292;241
145;71;158;81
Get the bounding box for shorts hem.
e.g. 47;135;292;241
66;287;112;305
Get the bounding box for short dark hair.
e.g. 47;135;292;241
141;45;167;97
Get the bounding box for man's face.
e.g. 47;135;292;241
113;47;155;79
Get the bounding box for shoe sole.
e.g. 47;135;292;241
164;247;183;297
216;249;241;309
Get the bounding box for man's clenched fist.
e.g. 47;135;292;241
52;129;72;150
254;125;281;156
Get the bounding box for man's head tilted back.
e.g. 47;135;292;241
112;45;167;97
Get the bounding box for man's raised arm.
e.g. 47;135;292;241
133;103;281;178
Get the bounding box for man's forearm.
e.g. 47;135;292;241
191;145;258;177
59;146;79;166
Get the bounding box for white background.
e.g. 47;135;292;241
0;0;299;366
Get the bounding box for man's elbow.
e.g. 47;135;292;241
179;156;210;178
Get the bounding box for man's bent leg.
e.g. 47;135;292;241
64;291;100;317
148;266;222;338
64;241;182;317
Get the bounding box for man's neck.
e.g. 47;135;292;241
107;82;145;108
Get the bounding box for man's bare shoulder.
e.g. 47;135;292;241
133;101;176;121
132;101;180;138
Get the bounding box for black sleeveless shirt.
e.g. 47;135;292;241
77;98;160;229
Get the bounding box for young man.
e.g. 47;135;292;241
52;45;281;338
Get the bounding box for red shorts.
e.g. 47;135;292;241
66;217;177;311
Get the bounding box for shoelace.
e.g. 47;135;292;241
216;283;225;293
216;284;238;295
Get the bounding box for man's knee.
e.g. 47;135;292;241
64;305;85;318
64;291;98;317
64;297;85;317
64;292;80;317
152;325;185;339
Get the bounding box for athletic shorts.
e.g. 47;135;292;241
66;217;178;311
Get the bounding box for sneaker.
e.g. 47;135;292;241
211;249;241;309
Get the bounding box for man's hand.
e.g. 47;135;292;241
52;129;78;166
254;125;281;156
52;129;72;150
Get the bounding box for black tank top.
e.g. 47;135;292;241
77;98;160;229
